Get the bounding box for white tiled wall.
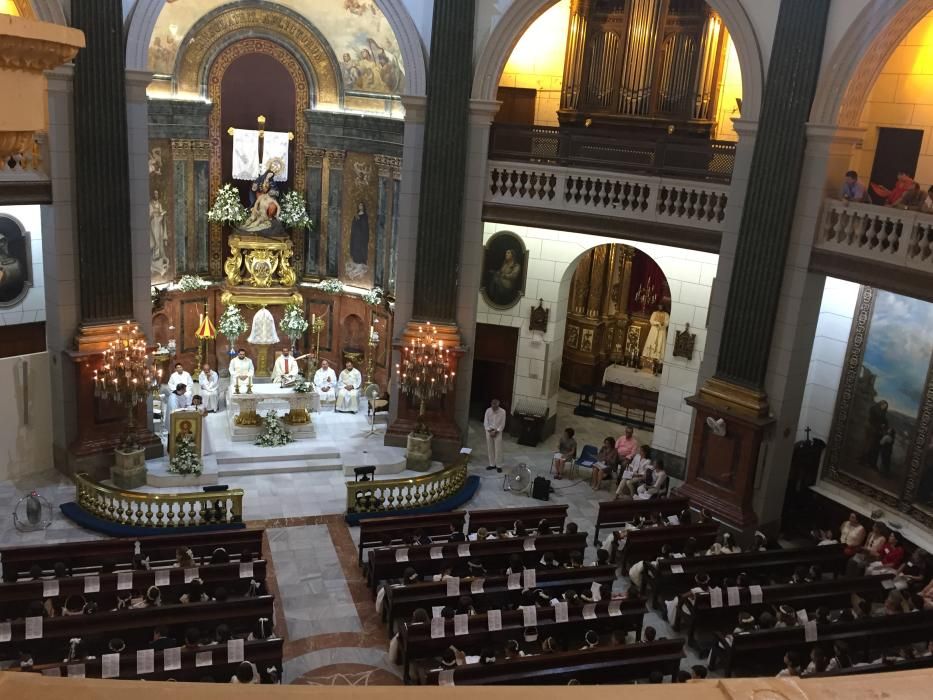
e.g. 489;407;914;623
0;205;45;326
796;277;861;443
478;222;718;458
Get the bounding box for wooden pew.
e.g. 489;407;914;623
644;544;848;606
0;595;275;664
467;505;569;534
366;533;588;594
806;655;933;677
29;638;283;683
0;529;265;576
594;496;689;543
681;574;895;647
618;522;719;569
0;561;268;618
357;511;467;564
384;566;617;631
423;639;685;685
400;598;648;683
719;608;933;677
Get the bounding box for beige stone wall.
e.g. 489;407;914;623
0;352;53;481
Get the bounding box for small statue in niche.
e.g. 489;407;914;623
529;299;549;332
673;323;697;361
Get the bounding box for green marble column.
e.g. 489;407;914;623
71;0;134;323
412;0;476;322
715;0;831;389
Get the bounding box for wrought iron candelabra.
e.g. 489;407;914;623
635;278;658;313
396;321;454;433
92;322;159;449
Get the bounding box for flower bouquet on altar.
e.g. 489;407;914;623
169;435;203;476
207;183;248;226
255;410;294;447
279;304;309;348
279;191;313;231
218;304;248;357
292;377;313;394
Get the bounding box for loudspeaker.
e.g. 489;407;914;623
202;485;229;493
531;476;551;501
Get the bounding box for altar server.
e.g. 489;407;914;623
198;362;220;412
167;363;192;398
314;359;337;404
271;347;300;384
166;384;191;413
229;348;255;392
336;360;362;413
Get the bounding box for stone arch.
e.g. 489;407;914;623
123;0;427;97
472;0;765;122
810;0;933;127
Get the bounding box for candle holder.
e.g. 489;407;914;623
310;314;326;372
396;321;454;435
366;321;380;385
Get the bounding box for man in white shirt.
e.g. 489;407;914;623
271;347;300;385
840;512;867;555
228;348;255;392
166;384;191;414
167;363;192;398
336;360;362;413
313;359;337;404
198;362;220;412
484;398;506;473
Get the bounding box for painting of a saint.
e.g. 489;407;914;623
169;409;203;459
345;201;370;281
0;216;31;307
481;232;526;310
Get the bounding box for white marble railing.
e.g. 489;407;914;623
487;160;730;232
0;134;49;182
816;199;933;275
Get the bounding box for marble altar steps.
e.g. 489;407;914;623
214;444;342;475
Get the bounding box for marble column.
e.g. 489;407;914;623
680;0;831;528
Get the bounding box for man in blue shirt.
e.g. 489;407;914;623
841;170;868;202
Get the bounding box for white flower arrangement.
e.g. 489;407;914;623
218;304;248;343
169;435;203;475
175;275;209;293
279;191;313;231
293;377;313;393
279;304;309;343
255;410;294;447
317;278;343;295
362;286;383;306
207;183;247;225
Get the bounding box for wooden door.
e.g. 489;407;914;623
868;127;923;204
470;324;519;421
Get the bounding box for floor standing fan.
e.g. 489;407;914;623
363;383;381;437
503;463;533;495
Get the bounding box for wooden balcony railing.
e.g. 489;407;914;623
346;455;470;515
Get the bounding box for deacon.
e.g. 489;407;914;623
336;360;362;413
229;348;255;392
484;398;506;473
271;347;300;384
314;359;337;404
198;362;220;412
168;362;192;398
166;383;191;413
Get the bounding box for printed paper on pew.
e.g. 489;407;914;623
608;601;622;617
430;546;444;560
446;576;461;597
184;567;199;583
439;669;455;686
101;653;120;679
459;447;472;455
41;668;61;677
395;548;409;563
507;572;521;590
523;537;536;551
163;646;182;671
240;561;254;578
726;586;740;607
708;587;723;609
432;606;444;618
804;620;818;642
117;571;134;591
25;616;42;639
431;616;445;639
457;544;470;557
43;579;59;598
196;651;213;667
522;605;538;627
894;578;908;591
671;553;685;559
454;613;469;636
84;575;101;593
155;569;170;587
0;622;11;642
67;663;86;679
796;609;809;624
523;569;536;588
749;585;763;604
670;564;684;574
666;515;680;526
881;578;896;590
471;578;485;594
227;638;245;663
136;649;155;675
554;601;569;623
590;581;602;601
582;603;597;620
487;609;502;631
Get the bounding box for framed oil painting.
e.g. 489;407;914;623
480;231;527;310
169;410;203;459
0;215;32;308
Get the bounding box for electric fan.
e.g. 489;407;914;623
503;462;533;494
363;383;381;437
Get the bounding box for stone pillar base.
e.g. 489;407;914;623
406;432;433;471
111;447;147;489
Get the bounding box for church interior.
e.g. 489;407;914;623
2;0;933;695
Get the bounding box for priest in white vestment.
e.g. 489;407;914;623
643;305;670;361
314;360;337;404
198;363;220;412
228;348;255;392
166;384;191;414
271;347;300;384
336;360;362;413
167;363;193;397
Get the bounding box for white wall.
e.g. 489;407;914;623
0;352;54;481
0;205;45;327
478;222;717;458
796;277;861;443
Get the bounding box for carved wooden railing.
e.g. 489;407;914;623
346;455;470;515
816;199;933;275
487;161;730;232
74;472;244;528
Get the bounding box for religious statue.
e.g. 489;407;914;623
643;304;669;362
346;201;370;280
149;189;169;277
239;157;286;237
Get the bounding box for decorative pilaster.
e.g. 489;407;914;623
304;147;326;277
